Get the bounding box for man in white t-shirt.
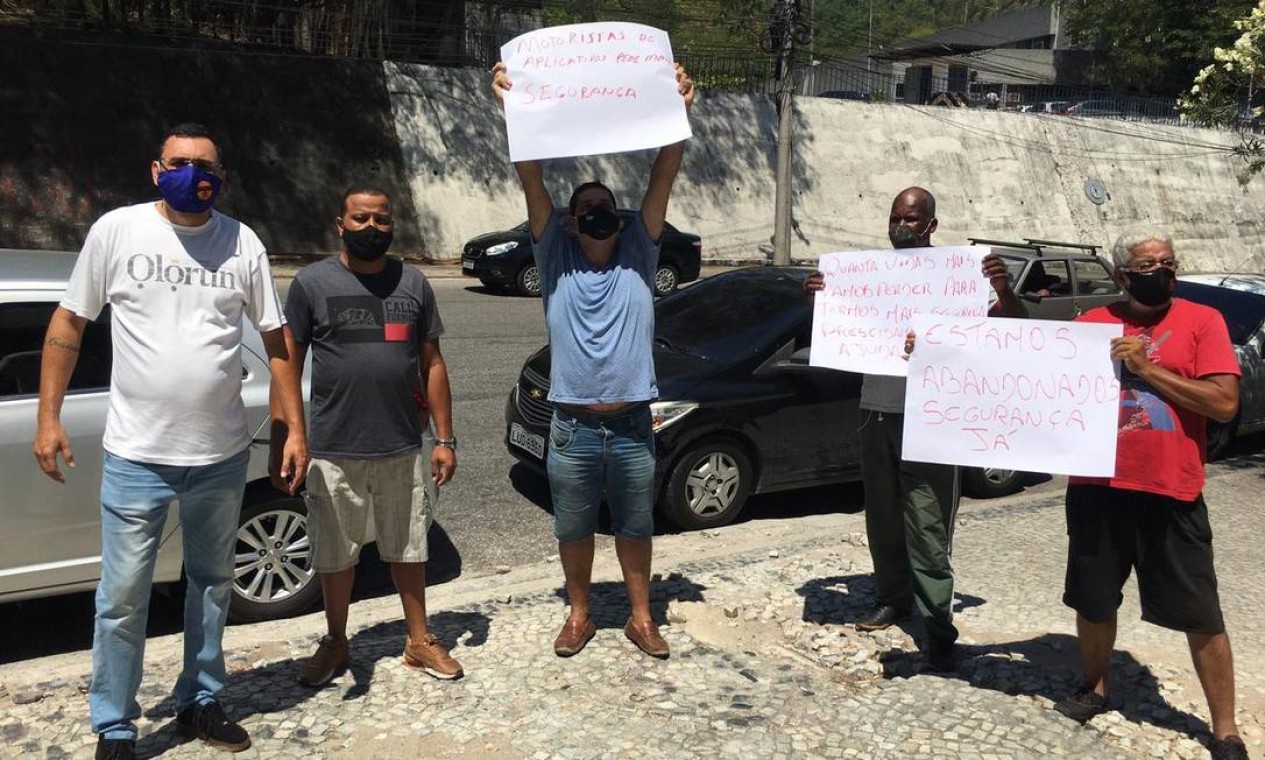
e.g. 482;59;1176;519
32;123;307;760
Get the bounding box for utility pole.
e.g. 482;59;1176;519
764;0;809;266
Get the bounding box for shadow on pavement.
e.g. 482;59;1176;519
550;576;709;631
795;573;987;629
879;632;1212;745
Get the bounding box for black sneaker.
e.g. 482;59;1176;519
176;700;251;752
1210;735;1250;760
95;736;136;760
924;638;958;672
855;605;911;631
1053;688;1109;724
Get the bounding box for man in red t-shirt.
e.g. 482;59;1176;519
1055;232;1247;760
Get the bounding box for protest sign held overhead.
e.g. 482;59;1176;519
901;315;1123;477
500;22;693;162
809;247;990;377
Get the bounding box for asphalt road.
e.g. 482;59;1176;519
1;270;856;663
10;270;1256;663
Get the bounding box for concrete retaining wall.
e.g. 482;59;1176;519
3;35;1259;272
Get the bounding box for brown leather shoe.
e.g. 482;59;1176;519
403;634;464;680
624;618;669;659
553;617;597;657
298;634;348;687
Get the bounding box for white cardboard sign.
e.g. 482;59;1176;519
901;315;1123;477
809;247;991;377
500;22;693;161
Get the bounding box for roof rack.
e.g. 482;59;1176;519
1024;238;1101;255
967;238;1044;253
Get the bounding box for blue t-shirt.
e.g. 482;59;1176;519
534;210;659;404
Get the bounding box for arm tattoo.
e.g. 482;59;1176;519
48;336;80;353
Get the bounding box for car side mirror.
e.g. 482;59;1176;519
754;343;812;376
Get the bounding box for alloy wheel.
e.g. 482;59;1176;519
234;508;314;605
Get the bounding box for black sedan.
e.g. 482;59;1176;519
461;211;702;297
505;267;1008;531
1175;277;1265;457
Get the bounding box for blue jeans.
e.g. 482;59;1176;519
547;404;656;542
90;448;249;741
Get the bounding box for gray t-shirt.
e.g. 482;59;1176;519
285;257;444;458
860;374;906;413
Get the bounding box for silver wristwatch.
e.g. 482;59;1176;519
434;436;458;451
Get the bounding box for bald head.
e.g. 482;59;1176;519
888;186;937;248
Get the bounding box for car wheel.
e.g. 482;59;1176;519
516;263;542;297
961;466;1023;499
663;440;754;530
228;493;320;623
653;264;680;297
1207;419;1236;460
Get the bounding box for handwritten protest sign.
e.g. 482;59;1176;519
500;22;692;162
902;315;1123;477
809;247;990;376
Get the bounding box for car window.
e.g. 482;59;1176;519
1072;259;1120;296
1019;260;1071;296
656;271;808;361
0;303;112;398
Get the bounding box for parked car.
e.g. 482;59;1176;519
505;266;1042;531
1176;274;1265;457
461;212;703;297
1018;100;1071;114
1064;100;1124;118
0;248;319;623
819;90;874;102
971;237;1125;321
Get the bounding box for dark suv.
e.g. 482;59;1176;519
461;211;702;297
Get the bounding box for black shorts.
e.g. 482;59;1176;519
1063;484;1225;635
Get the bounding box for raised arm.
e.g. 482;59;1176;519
492;61;554;241
640;64;695;242
33;307;89;482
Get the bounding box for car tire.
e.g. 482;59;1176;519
653;264;680;297
663;440;754;530
516;263;542;297
228;493;321;624
961;467;1023;499
1207;419;1236;460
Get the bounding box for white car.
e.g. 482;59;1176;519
0;249;320;622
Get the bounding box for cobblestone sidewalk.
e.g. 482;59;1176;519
2;470;1261;759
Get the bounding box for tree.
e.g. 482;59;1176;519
1180;0;1265;180
1061;0;1256;96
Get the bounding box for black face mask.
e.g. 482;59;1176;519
888;219;933;249
342;226;393;261
577;207;620;240
1123;268;1175;307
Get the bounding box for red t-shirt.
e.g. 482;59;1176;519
1069;299;1240;501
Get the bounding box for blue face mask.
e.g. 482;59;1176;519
156;163;222;214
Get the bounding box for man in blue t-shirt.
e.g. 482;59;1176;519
492;60;695;660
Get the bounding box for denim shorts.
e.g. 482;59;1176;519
547;403;656;542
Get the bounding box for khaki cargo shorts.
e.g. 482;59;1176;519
304;446;437;572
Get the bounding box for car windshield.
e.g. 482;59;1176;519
655;269;810;361
1175;282;1265;345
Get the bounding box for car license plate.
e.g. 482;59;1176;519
462;259;475;270
510;422;545;459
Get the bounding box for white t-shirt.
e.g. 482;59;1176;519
61;202;285;466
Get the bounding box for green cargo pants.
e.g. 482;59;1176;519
858;408;960;644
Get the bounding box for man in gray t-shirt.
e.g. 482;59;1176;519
274;186;464;687
806;187;1023;672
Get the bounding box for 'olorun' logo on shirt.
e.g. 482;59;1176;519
127;253;236;290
